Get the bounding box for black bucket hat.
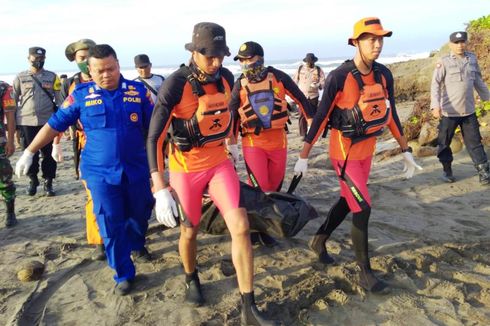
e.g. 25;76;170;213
185;22;230;57
303;53;318;63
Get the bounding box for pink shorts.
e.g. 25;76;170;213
330;156;372;213
169;159;240;227
242;146;287;192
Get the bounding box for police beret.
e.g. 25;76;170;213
29;47;46;57
65;39;96;62
449;31;467;43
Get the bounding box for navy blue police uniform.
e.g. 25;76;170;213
48;77;154;284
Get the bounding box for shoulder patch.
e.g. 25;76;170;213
62;94;75;109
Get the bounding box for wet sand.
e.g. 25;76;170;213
1;105;490;325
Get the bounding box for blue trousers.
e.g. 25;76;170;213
88;177;154;283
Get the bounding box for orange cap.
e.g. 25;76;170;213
348;17;392;46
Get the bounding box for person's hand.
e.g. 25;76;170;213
294;158;308;176
402;152;423;179
227;144;239;164
15;149;35;178
153;188;178;228
431;107;441;119
52;143;63;162
5;140;15;157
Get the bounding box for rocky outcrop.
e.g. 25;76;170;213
389;15;490;147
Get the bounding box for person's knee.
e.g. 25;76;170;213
225;208;249;238
180;225;199;241
352;207;371;230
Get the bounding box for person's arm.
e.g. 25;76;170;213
5;111;16;156
141;87;155;131
381;66;408;150
275;69;314;122
12;75;21;108
229;78;242;140
293;66;300;84
473;59;490;101
430;60;445;118
296;71;340;165
147;73;184;192
382;66;421;177
26;124;60;153
318;68;326;90
52;74;63;106
2;85;17;156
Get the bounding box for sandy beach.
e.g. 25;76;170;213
1;104;490;326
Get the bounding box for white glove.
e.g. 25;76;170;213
52;143;63;162
227;144;239;164
15;149;35;178
153;188;178;228
294;158;308;176
402;152;423;179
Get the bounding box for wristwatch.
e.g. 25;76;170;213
401;146;413;153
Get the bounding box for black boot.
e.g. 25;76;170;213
92;244;106;261
476;162;490;185
241;292;278;326
251;232;278;248
114;279;133;296
357;263;389;294
308;234;335;265
5;200;17;227
26;176;39;196
441;162;455;183
132;246;152;263
185;269;205;306
43;178;55;197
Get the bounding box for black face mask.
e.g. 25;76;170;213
31;61;45;70
307;62;315;68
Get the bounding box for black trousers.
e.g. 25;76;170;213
437;113;488;165
299;97;319;137
19;125;57;180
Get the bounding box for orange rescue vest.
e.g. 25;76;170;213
238;72;289;135
171;69;232;152
329;66;391;142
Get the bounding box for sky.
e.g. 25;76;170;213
0;0;489;74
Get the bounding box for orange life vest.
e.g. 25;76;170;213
238;72;289;135
329;66;391;142
171;69;232;152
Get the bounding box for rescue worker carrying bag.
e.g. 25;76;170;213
197;176;319;238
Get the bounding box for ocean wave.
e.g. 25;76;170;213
0;52;430;84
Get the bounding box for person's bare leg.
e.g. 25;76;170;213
179;224;199;273
179;224;204;306
223;208;276;325
223;207;252;292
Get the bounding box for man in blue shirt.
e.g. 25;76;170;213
15;44;155;296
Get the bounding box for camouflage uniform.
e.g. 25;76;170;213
0;81;17;227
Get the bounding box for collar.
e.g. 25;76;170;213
449;51;469;59
93;75;127;91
